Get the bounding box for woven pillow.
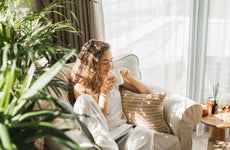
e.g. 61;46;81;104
120;89;170;133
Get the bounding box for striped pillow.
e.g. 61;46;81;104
121;89;170;133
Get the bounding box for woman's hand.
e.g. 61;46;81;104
99;73;116;116
119;68;151;94
120;68;133;81
100;73;116;96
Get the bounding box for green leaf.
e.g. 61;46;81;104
22;50;74;100
12;50;75;116
12;110;60;122
0;1;96;149
0;62;20;108
52;99;75;114
19;63;36;96
51;136;83;150
0;123;13;149
213;82;220;99
10;121;82;150
46;76;69;98
0;43;10;90
0;109;3;123
40;95;97;146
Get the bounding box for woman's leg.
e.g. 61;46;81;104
116;126;154;150
74;94;118;150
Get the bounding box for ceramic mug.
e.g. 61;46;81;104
111;69;124;86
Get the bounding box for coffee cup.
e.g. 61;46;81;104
111;69;124;86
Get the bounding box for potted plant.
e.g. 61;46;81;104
0;0;95;149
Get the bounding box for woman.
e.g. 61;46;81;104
70;39;154;150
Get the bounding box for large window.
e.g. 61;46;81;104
103;0;230;104
204;0;230;105
103;0;191;96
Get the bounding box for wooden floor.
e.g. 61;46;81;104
192;130;230;150
208;141;230;150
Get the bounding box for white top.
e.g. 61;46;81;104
106;86;127;131
106;86;133;140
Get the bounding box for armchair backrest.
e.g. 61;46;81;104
113;53;141;80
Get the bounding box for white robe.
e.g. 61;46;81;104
73;86;154;150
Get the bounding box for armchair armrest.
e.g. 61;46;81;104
145;82;202;150
163;94;202;150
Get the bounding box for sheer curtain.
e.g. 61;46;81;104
102;0;191;96
102;0;230;106
102;0;230;136
204;0;230;106
194;0;230;136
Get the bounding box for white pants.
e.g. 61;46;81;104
74;94;154;150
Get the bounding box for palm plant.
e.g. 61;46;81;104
0;0;95;149
0;49;81;149
0;0;78;74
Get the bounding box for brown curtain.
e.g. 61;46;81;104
33;0;104;53
89;0;105;41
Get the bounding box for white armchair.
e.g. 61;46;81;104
112;54;202;150
45;53;202;150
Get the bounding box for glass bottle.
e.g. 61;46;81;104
211;99;218;114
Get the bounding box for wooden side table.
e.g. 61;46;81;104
201;113;230;141
201;113;230;149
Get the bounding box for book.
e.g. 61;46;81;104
110;124;133;140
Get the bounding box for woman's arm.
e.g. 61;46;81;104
99;73;116;116
120;68;150;94
73;76;116;117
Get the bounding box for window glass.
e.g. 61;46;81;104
204;0;230;105
102;0;191;95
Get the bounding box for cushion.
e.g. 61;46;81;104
120;89;171;133
113;54;141;80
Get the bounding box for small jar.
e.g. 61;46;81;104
201;104;208;116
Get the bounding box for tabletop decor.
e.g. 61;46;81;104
207;83;220;114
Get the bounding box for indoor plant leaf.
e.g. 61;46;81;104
12;49;75;116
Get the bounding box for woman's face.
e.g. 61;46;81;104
99;49;113;76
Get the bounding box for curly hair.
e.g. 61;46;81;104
69;39;110;104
